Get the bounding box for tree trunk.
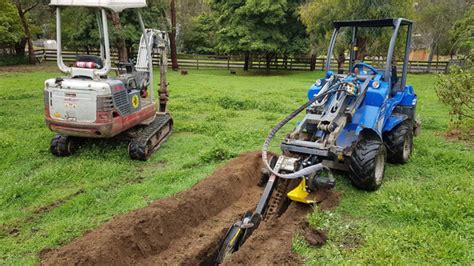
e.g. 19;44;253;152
356;38;367;61
283;54;288;69
14;0;36;64
169;0;179;70
427;41;435;73
243;52;250;71
310;53;316;71
111;12;128;62
265;53;272;72
15;37;27;56
337;53;345;74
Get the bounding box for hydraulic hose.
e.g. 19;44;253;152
261;76;337;179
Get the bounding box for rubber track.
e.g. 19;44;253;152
128;114;172;160
135;114;172;143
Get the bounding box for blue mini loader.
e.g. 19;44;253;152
216;18;420;262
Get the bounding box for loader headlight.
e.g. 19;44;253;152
315;79;322;86
372;81;380;89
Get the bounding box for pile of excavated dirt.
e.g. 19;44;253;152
41;152;340;265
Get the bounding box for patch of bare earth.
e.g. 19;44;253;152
41;152;340;265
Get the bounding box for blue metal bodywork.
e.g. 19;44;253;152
307;67;417;149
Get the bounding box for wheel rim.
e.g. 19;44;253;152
66;138;75;154
374;149;385;184
402;138;412;161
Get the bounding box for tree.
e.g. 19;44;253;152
450;5;474;60
280;0;308;69
181;14;217;54
12;0;40;64
415;0;467;71
300;0;414;73
209;0;307;71
0;0;23;51
61;7;100;53
175;0;208;52
435;7;473;138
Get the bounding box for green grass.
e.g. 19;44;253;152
0;67;472;264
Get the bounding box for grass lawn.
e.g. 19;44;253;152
0;66;472;265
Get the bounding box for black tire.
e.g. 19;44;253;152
384;120;413;164
50;134;78;156
349;138;386;191
128;140;151;161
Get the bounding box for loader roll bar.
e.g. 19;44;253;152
325;18;413;90
333;18;412;28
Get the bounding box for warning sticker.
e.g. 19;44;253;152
131;95;139;109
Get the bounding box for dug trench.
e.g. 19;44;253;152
41;152;340;265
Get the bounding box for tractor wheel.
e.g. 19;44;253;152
50;134;79;157
349;137;386;191
384;120;413;164
128;140;151;161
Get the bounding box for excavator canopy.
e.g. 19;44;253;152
49;0;146;12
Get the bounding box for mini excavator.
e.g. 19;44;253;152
44;0;172;160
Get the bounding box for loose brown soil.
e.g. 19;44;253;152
41;152;340;265
224;188;339;265
303;222;327;247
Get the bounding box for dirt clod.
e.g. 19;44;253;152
303;222;327;247
315;188;341;210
